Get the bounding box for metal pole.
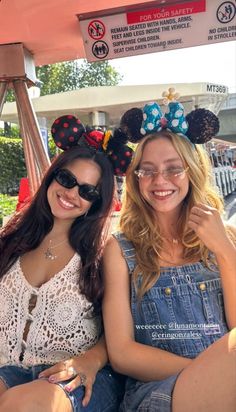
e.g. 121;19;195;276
15;96;40;196
0;82;8;116
13;80;50;178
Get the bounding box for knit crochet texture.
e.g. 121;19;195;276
0;254;101;367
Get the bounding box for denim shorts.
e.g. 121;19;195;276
119;374;179;412
0;364;125;412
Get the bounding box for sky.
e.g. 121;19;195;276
110;41;236;93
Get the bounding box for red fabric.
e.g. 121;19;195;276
16;178;31;211
114;200;122;212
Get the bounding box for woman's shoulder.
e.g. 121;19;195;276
104;233;134;258
104;232;125;254
112;231;128;242
110;231;135;251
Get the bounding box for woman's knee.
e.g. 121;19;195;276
172;330;236;412
0;386;32;412
0;379;8;397
0;381;73;412
0;383;61;412
209;328;236;358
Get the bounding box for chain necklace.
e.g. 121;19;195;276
159;254;183;266
168;238;179;244
159;250;185;266
44;238;68;261
162;236;179;245
159;236;182;265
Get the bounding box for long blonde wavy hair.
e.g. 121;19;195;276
120;130;224;298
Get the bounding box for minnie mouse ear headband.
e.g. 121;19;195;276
51;115;133;176
51;91;220;175
119;88;220;145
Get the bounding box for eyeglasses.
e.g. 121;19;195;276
54;169;100;202
134;167;189;181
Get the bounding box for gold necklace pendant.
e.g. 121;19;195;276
44;247;57;260
163;236;179;245
44;238;67;261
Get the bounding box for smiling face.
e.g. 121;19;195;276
47;158;101;225
138;136;189;218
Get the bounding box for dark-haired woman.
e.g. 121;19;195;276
0;145;124;412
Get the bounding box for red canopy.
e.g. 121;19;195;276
0;0;165;66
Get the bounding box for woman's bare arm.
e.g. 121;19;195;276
102;236;192;382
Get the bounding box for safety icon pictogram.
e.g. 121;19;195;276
92;41;109;59
88;20;106;40
217;2;236;23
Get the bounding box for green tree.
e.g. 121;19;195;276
75;60;122;88
36;60;122;95
36;61;78;95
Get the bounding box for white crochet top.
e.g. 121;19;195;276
0;254;102;367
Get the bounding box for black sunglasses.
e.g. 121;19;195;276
54;169;100;202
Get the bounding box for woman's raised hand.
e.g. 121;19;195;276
188;203;232;256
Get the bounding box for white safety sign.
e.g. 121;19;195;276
79;0;236;62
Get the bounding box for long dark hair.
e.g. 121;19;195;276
0;146;115;310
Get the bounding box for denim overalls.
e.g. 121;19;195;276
114;233;229;412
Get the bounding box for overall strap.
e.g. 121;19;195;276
113;232;137;274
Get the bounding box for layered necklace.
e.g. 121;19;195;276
159;235;182;265
44;238;68;261
162;234;180;245
167;237;179;245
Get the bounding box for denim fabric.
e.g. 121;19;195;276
115;232;229;412
0;364;125;412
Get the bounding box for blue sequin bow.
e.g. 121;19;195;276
140;101;188;136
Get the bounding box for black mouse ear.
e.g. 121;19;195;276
106;128;129;154
105;128;134;175
120;108;144;143
51;115;85;150
107;145;133;176
185;108;220;144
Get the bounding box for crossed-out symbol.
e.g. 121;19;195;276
216;1;236;23
88;20;105;40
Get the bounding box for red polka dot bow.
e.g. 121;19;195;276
51;115;134;176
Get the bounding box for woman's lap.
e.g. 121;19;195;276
63;365;125;412
120;374;179;412
121;331;236;412
0;364;125;412
172;330;236;412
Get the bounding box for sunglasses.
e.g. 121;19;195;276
134;167;189;181
54;169;100;202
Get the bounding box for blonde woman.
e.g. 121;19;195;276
103;102;236;412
